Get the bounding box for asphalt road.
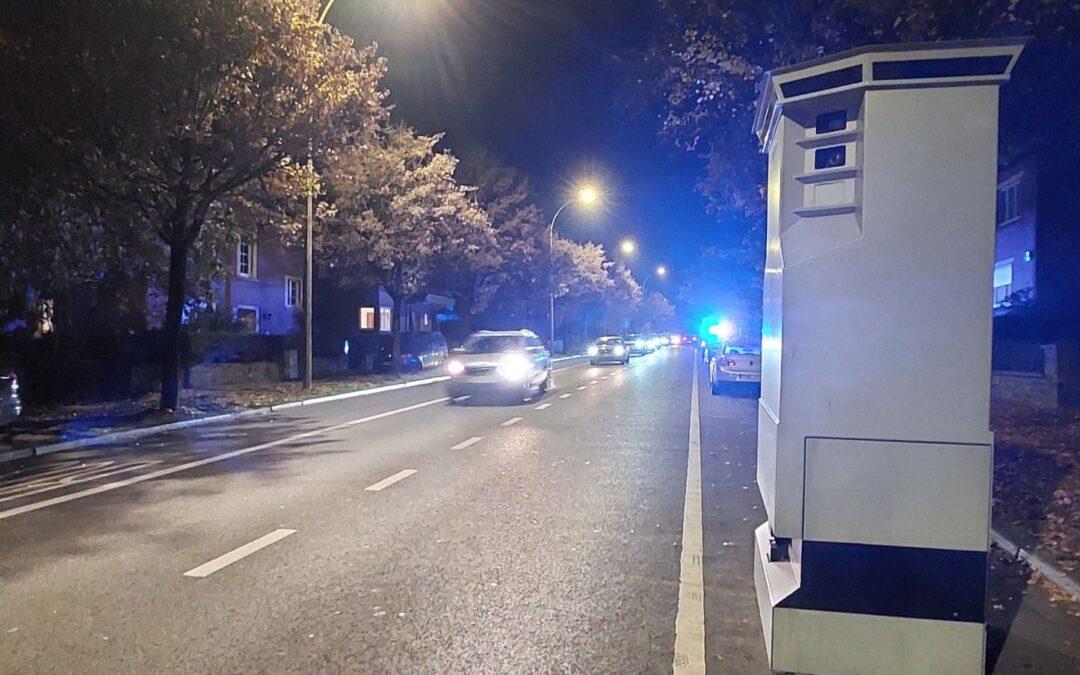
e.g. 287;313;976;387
0;349;1076;673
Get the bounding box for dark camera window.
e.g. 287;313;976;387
816;111;847;134
815;146;846;170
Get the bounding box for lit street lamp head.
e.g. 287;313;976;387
656;265;667;277
577;184;599;206
620;239;636;255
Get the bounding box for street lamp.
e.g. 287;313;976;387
620;239;636;256
548;183;600;349
641;265;668;294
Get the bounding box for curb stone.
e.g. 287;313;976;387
991;528;1080;601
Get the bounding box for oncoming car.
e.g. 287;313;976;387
446;330;552;403
709;344;762;395
588;336;629;365
625;333;652;356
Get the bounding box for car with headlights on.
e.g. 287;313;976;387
588;336;629;365
709;344;762;394
625;333;652;355
445;330;552;403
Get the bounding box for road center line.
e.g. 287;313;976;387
673;360;706;674
576;385;588;391
183;528;295;578
0;397;450;522
501;417;523;427
451;436;483;450
559;393;573;399
589;380;599;384
365;469;418;492
534;403;552;410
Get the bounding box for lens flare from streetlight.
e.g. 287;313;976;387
577;185;599;205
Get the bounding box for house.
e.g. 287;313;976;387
315;282;455;371
218;228;304;335
993;157;1080;338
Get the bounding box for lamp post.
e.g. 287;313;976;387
548;184;599;350
641;265;667;294
300;0;342;390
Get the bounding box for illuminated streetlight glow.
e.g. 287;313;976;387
656;265;667;277
620;239;636;255
577;184;599;205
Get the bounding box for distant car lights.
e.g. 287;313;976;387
613;345;626;356
447;359;465;375
587;345;600;357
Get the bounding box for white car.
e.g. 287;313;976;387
446;330;552;403
709;344;761;394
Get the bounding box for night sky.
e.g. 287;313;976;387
331;0;734;289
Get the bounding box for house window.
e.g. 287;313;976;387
238;236;256;278
815;110;847;134
379;307;393;333
359;307;376;331
285;276;302;308
993;259;1014;306
815;146;846;170
997;182;1019;226
235;305;259;333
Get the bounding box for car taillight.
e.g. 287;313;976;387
7;373;17;393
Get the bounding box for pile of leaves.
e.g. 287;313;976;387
993;404;1080;575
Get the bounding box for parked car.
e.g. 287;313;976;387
445;330;552;403
379;332;448;372
709;344;762;394
625;333;653;355
0;361;22;428
588;336;630;365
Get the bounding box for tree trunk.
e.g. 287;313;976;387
392;290;404;378
160;240;189;410
390;269;405;379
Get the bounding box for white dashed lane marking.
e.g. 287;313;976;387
559;393;573;399
451;436;484;450
365;469;418;492
534;403;552;410
183;529;296;578
501;417;523;427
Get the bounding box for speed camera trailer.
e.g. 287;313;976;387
750;39;1025;674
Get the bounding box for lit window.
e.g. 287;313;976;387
379;307;393;333
359;307;376;331
235;306;258;333
238;236;256;277
285;276;302;308
993;259;1013;306
996;183;1019;226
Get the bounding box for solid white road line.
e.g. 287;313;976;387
0;397;451;522
501;417;524;427
559;393;573;399
365;469;418;492
534;403;552;410
451;436;484;450
183;529;296;578
0;461;160;504
673;360;706;674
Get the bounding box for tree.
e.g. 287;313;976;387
438;158;547;331
0;0;387;409
320;126;494;374
640;0;1080;275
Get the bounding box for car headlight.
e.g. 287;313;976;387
635;339;645;348
613;345;625;356
587;345;599;356
497;353;531;381
447;360;465;375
